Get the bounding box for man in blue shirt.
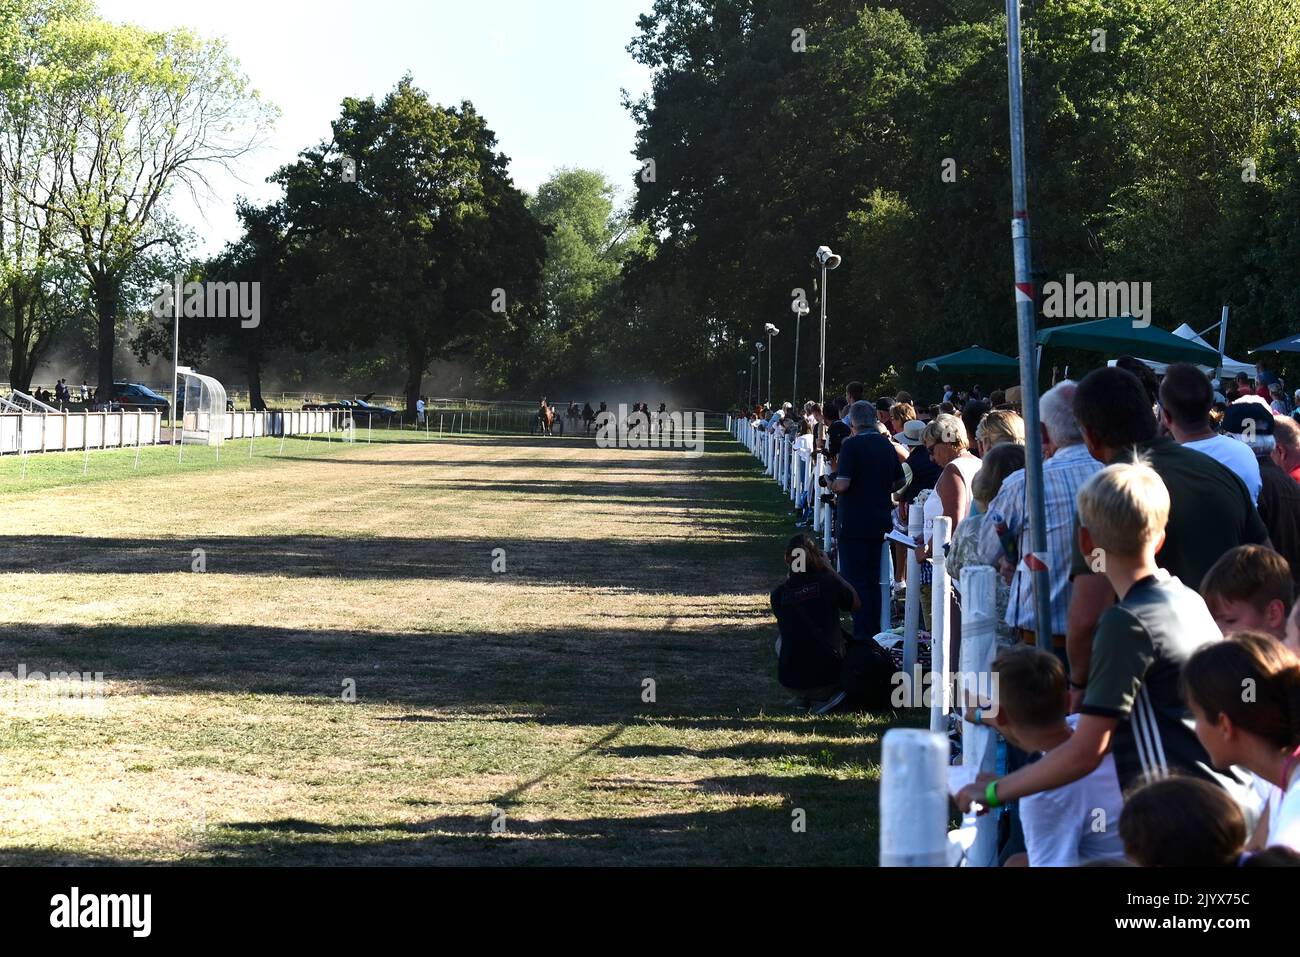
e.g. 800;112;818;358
841;381;864;426
831;401;904;637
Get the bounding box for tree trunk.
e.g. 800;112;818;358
404;338;425;423
7;283;29;390
247;346;266;411
93;271;119;404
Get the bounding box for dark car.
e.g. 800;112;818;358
351;397;399;420
112;381;170;415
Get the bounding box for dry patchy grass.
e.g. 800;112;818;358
0;428;899;865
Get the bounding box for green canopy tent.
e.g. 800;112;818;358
1250;333;1300;355
1035;316;1221;365
915;346;1020;376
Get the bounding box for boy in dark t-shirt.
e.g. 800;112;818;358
956;460;1255;817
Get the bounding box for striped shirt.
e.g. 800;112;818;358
977;443;1102;633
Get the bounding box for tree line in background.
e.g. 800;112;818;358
3;0;1300;413
625;0;1300;405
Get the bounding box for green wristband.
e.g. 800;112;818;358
985;779;1001;809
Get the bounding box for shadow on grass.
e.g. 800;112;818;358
0;620;795;723
0;790;878;865
0;528;786;589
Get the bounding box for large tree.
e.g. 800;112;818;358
0;0;88;390
624;0;1300;404
10;10;273;396
523;168;648;393
272;77;547;416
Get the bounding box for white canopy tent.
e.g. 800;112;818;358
1106;322;1254;381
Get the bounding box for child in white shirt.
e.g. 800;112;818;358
968;646;1125;866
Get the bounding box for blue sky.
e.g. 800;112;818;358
97;0;654;255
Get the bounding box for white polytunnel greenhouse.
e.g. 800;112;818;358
177;366;227;446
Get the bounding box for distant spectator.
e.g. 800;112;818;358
888;402;917;439
961;399;990;454
1270;382;1289;415
1065;367;1268;704
974;408;1024;457
770;534;859;711
1114;355;1160;408
968;647;1125;867
1232;371;1253;402
949;441;1024;646
918;413;982;559
416;396;426;425
830;401;903;638
1120;777;1247;867
1199;545;1293;640
824;398;851;462
842;381;864;425
1182;632;1300;852
1221;405;1300;585
981;380;1101;656
1274;415;1300;483
1256;362;1277;402
895;419;940;504
942;384;955;404
959;460;1254;818
1159;363;1262;503
894;390;913;405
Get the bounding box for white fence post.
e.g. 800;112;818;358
929;516;952;735
880;728;952;867
958;564;1000;867
880;539;893;634
822;471;834;555
902;503;925;680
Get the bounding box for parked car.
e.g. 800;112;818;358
112;381;170;415
351;397;400;421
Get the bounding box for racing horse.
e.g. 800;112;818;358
534;397;557;436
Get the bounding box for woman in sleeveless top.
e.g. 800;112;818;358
917;413;982;559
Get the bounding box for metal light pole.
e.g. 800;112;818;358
755;342;765;407
792;297;809;406
171;270;181;444
764;323;780;406
814;246;840;407
748;358;757;407
1005;0;1052;648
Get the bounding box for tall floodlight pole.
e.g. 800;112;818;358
171;271;181;445
749;356;758;407
755;342;765;406
1005;0;1052;648
792;296;809;405
764;323;780;406
814;246;841;407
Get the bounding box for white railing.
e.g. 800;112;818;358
732;415;1003;868
0;409;347;455
223;410;342;439
0;410;162;455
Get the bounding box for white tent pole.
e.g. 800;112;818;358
1217;305;1230;382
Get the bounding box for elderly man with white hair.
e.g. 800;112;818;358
1222;404;1300;587
977;380;1102;657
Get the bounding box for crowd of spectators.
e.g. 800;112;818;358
756;356;1300;866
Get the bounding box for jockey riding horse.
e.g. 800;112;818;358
537;397;556;436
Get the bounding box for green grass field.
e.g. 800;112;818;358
0;425;903;865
